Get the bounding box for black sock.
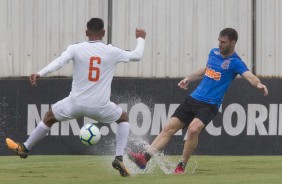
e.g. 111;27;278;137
115;155;123;162
178;162;186;169
144;152;152;161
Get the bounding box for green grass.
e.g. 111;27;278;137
0;155;282;184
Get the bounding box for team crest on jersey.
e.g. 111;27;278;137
221;59;231;70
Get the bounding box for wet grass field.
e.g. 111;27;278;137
0;155;281;184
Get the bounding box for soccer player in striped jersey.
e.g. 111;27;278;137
6;18;146;177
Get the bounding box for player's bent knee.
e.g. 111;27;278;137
188;126;202;137
116;111;129;123
43;110;58;127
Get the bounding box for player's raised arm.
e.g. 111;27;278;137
29;47;73;86
242;71;269;96
37;51;72;77
127;29;146;61
113;29;146;63
178;67;206;90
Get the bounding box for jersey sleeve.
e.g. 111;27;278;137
233;59;249;75
112;37;145;63
38;45;75;76
208;49;214;57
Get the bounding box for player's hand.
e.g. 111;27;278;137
178;77;190;90
136;29;146;39
257;83;268;96
30;74;40;86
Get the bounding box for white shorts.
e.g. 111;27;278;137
52;96;122;123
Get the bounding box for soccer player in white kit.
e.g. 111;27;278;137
6;18;146;177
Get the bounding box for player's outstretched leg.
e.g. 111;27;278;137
112;158;131;177
6;138;29;159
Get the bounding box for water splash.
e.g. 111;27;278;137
125;136;198;175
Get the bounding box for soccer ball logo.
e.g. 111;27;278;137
80;123;101;146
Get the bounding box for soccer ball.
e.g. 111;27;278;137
80;123;101;146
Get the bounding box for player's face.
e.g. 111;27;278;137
218;35;233;56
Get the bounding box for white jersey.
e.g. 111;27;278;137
38;38;145;107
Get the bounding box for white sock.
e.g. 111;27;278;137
24;121;51;150
116;122;130;156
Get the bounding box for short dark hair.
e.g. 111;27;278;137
219;28;238;42
87;18;104;33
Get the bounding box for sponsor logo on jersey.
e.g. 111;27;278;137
214;50;221;55
205;67;221;80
